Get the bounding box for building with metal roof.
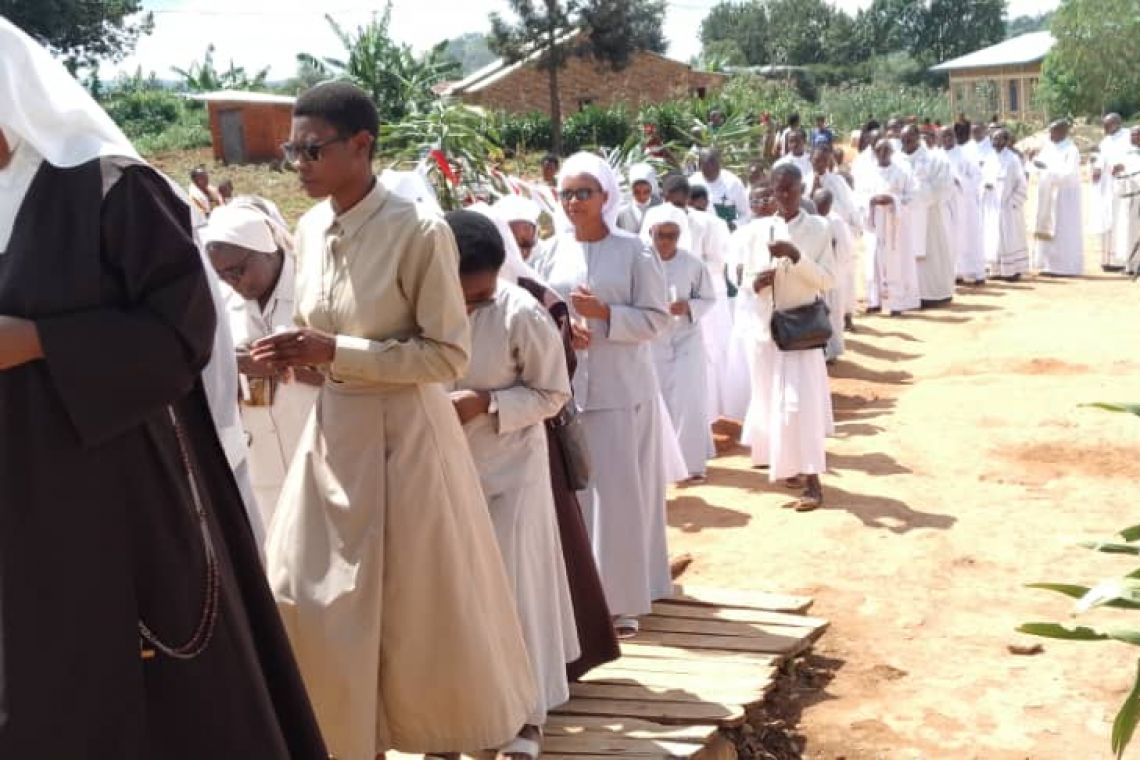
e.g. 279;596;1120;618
931;32;1055;123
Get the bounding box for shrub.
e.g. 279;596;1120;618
819;82;950;134
562;105;633;153
497;111;554;154
104;89;184;139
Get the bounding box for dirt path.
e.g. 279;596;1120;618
668;245;1140;758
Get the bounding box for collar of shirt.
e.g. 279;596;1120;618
327;177;389;244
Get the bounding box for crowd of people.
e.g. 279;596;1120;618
3;14;1139;759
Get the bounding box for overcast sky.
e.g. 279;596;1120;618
108;0;1060;80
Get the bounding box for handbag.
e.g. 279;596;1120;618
548;400;592;491
769;262;833;351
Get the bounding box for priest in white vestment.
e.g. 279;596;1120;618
643;205;717;481
740;165;834;511
1091;113;1132;271
981;129;1030;280
1032;120;1084;276
1116;126;1140;276
941;126;986;284
860;140;921;314
898;125;956;306
690;148;751;230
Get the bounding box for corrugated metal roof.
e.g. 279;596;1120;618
931;32;1055;72
187;90;296;105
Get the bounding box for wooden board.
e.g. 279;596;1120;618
582;668;775;696
544;715;718;743
639;614;819;641
619;642;781;665
569;681;767;709
670;584;813;614
592;656;776;679
651;601;829;632
631;629;805;656
552;697;746;727
545;733;705;758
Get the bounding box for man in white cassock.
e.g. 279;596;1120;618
644;204;717;482
1091;113;1132;272
690;148;751;230
812;146;861;329
898;125;956;307
774;130;816;198
1113;126;1140;276
1032;120;1084;276
811;188;849;361
861;140;921;315
940;125;986;285
739;166;834;511
981;128;1030;281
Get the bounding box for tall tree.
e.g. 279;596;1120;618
1041;0;1140;116
915;0;1006;67
1007;11;1054;37
489;0;667;154
765;0;837;65
3;0;153;72
699;2;770;66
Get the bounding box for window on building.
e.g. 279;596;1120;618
577;97;595;111
694;86;708;99
1008;79;1019;113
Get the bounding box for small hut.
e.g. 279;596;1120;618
931;32;1055;123
190;90;296;164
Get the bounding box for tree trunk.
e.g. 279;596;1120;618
550;62;562;155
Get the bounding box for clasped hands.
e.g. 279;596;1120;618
752;241;801;293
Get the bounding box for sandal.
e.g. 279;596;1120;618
498;728;542;760
795;495;822;512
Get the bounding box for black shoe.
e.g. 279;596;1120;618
889;310;903;317
865;306;881;313
920;297;952;309
1103;265;1125;273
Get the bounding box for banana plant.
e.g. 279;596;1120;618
1019;402;1140;758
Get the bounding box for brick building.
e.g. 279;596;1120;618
931;32;1054;123
443;38;726;116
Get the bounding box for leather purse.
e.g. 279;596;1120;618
549;400;592;490
769;264;832;351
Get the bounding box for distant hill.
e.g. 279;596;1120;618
446;32;496;75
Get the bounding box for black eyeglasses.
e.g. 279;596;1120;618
559;188;597;203
281;136;348;163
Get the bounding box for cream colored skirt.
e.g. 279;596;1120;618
267;381;536;760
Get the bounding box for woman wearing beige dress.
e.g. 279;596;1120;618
251;82;535;760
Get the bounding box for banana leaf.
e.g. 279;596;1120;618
1017;623;1110;641
1113;659;1140;758
1081;402;1140;417
1026;583;1140;611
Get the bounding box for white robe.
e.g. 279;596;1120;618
899;145;956;302
456;281;578;726
774;152;816;200
652;250;717;477
943;145;986;281
825;212;854;356
1092;129;1132;266
1032;138;1084;276
1115;147;1140;275
860;162;921;313
531;230;672;618
982;149;1030;278
688;208;743;422
223;257;319;533
739;214;835;479
690;169;752;229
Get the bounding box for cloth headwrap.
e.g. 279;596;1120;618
493;194;541;226
467;202;543;284
558;151;623;231
200;204;278;254
0;18;139;167
380;168;444;215
628;162;661;199
641;202;692;253
228;195;295;256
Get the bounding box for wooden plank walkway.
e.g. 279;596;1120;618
547;584;828;759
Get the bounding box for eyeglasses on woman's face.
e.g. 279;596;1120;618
652;229;680;241
281;136;348;164
559;187;598;203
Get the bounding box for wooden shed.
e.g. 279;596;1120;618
191;90;296;164
931;32;1054;124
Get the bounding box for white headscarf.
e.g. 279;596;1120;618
628;162;661;202
200;205;278;254
494;194;541;227
641;202;692;253
0;18;138;168
558;151;623;230
380;168;443;215
467;202;543;284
